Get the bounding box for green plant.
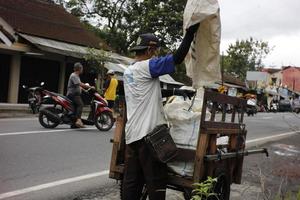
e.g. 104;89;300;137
297;187;300;200
84;48;111;92
191;177;218;200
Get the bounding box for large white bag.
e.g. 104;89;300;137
165;88;209;177
184;0;222;89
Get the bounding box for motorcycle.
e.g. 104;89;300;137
38;88;114;131
22;82;44;114
246;98;257;116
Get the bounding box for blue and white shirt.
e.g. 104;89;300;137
123;55;175;144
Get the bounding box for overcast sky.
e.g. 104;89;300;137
219;0;300;68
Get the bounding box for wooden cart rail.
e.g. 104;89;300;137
109;89;248;190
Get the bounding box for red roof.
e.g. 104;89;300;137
282;66;300;71
0;0;109;49
223;74;245;87
261;68;281;74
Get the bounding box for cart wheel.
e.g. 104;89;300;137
209;170;231;200
119;181;148;200
140;186;148;200
183;188;192;200
120;181;123;200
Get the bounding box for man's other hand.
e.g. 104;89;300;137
174;89;196;100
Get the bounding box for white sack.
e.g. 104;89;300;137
184;0;222;89
165;88;210;177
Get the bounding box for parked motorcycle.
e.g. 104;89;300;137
22;82;44;114
38;88;114;131
244;94;257;116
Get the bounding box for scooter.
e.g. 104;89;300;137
246;98;257;116
38;88;114;131
22;82;44;114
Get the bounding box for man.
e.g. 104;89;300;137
103;70;118;109
66;62;93;128
122;23;199;200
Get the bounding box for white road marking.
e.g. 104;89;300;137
0;170;109;199
0;118;37;122
246;131;299;146
0;128;97;136
261;116;273;120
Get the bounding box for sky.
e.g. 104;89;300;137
219;0;300;68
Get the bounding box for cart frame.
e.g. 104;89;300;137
109;89;265;198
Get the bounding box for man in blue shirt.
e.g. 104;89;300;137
122;24;199;200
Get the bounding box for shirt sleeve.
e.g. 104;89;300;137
71;74;81;85
149;54;175;78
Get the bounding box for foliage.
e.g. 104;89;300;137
223;37;272;80
84;48;110;72
52;0;193;85
65;0;186;54
84;48;111;91
191;177;218;200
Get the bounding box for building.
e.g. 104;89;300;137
0;0;183;104
261;68;282;87
282;66;300;93
0;0;115;103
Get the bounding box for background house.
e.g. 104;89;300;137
282;66;300;93
0;0;182;104
0;0;112;103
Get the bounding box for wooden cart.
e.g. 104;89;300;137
109;89;268;200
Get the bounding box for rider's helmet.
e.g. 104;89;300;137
107;70;115;75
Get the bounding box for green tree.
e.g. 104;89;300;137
53;0;191;85
65;0;186;54
223;37;272;80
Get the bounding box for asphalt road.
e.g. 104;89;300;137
0;112;300;200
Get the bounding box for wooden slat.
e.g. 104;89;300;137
205;89;247;107
193;133;209;182
167;175;194;188
171;148;195;162
203;121;242;129
231;107;236;123
202;121;243;134
207;135;217;177
210;102;217;121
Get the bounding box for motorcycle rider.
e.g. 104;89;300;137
67;62;94;128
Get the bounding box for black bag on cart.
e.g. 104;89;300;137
144;124;178;163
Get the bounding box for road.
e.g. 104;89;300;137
0;112;299;200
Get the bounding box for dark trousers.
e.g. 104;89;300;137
122;139;167;200
68;95;83;119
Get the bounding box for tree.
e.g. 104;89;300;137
223;37;272;80
53;0;191;85
65;0;186;54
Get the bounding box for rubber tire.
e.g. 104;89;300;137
30;103;37;114
209;170;231;200
38;108;60;129
183;188;193;200
119;180;148;200
95;111;114;131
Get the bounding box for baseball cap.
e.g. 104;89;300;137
130;33;160;52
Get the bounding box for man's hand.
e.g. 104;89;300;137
173;89;196;100
186;23;200;34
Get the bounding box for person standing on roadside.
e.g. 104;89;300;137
122;23;199;200
66;62;94;128
103;70;119;109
